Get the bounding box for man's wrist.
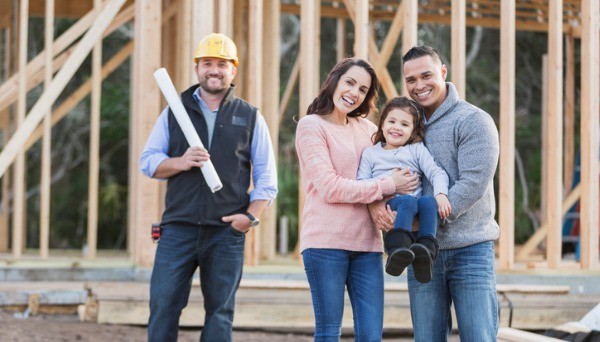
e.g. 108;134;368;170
244;212;260;227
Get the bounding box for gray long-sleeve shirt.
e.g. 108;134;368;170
422;82;500;250
357;141;449;198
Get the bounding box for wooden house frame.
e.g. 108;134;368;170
0;0;597;271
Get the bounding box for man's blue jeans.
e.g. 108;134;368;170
388;195;437;237
302;248;384;342
407;241;498;342
148;224;245;342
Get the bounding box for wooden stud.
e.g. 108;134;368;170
86;0;103;259
233;0;246;99
217;0;233;37
402;0;418;96
245;0;263;266
498;0;516;270
259;0;280;261
175;0;193;90
579;0;599;270
13;0;30;258
130;0;161;267
451;0;466;98
297;0;320;258
545;0;563;269
279;55;299;125
541;54;548;222
354;0;369;59
563;34;575;192
336;18;346;61
0;110;9;252
39;0;55;259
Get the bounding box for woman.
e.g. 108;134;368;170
295;58;409;341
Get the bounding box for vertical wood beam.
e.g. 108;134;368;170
336;18;346;61
233;0;246;99
298;0;320;256
579;0;599;270
175;0;193;90
260;0;280;261
354;0;369;59
545;0;563;269
541;54;548;222
402;0;418;96
451;0;466;98
192;0;215;87
40;0;54;259
563;35;575;192
217;0;233;37
0;112;9;252
245;0;263;266
498;0;515;270
130;0;161;266
13;0;29;258
87;0;103;259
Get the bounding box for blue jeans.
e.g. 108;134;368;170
148;224;246;342
302;249;384;342
407;241;498;342
388;195;437;237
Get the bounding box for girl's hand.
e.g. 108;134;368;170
435;194;452;220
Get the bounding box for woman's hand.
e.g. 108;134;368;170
368;199;396;231
390;168;418;194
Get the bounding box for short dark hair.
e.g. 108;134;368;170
372;96;425;146
402;45;443;65
306;58;379;118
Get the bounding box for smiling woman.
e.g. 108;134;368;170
294;57;410;341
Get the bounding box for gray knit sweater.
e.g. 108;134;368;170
421;83;500;250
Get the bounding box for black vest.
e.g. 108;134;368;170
161;84;257;226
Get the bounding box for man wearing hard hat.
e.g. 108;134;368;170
140;33;278;342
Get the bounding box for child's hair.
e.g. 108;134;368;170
372;97;425;145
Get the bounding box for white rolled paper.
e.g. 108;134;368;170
153;68;223;193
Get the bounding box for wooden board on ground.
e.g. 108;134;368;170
498;327;563;341
87;280;596;330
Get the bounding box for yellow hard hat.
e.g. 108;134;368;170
193;33;239;66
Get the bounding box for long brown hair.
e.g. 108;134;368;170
372;97;425;145
306;58;379;118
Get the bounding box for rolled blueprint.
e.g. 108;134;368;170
153;68;223;193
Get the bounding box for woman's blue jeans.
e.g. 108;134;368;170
302;248;384;342
407;241;498;342
148;224;246;342
387;195;437;237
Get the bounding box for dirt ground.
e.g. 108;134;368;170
0;310;429;342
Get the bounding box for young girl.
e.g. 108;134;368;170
357;96;451;283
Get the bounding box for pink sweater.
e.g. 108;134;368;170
295;115;396;253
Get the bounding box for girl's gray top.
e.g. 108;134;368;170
357;141;449;198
